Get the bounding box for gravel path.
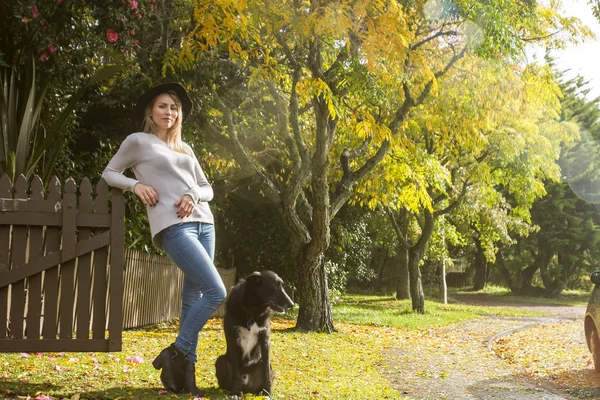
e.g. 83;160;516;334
380;295;587;400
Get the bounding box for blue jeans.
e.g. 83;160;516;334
160;222;226;362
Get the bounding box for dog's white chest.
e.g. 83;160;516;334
236;323;263;360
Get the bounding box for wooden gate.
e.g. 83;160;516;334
0;175;124;352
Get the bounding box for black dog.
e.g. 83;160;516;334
215;270;294;398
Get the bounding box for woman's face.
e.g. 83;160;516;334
150;93;179;133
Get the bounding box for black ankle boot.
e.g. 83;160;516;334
183;358;205;396
152;343;185;393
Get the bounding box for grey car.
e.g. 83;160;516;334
584;271;600;371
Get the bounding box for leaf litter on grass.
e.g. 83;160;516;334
492;320;600;398
0;318;407;399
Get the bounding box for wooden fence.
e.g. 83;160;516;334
0;175;124;352
0;174;236;353
122;249;236;329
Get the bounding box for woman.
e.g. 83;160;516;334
102;83;226;395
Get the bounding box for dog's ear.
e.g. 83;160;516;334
247;272;262;285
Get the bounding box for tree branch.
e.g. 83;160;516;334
273;29;299;68
330;139;390;218
434;178;470;216
520;28;564;42
389;81;415;134
339;138;372;177
414;208;435;253
413;45;468;108
410;30;459;51
263;79;313;240
386;206;411;249
266;80;302;167
324;47;349;82
211;91;282;203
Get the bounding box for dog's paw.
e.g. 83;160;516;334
228;396;240;400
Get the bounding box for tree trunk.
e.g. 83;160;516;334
516;246;554;294
408;248;425;313
396;245;411;300
370;246;389;291
388;208;410;300
517;263;539;292
440;260;447;304
296;249;335;332
294;87;335;332
540;249;568;297
499;247;551;296
497;250;520;292
376;254;389;292
408;210;434;313
472;241;488;291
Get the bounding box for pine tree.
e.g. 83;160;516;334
506;68;600;296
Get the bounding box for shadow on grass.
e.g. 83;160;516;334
450;287;589;306
1;381;231;400
335;301;412;314
2;381;61;398
131;321;223;333
277;294;427;325
335;304;414;316
337;295;396;304
449;292;588;308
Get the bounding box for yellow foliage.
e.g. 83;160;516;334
312;78;338;119
163;0;589;226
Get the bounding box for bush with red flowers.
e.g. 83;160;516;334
0;0;152;72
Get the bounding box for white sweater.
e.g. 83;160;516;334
102;132;214;248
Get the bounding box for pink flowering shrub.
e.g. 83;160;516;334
106;29;119;43
5;0;151;66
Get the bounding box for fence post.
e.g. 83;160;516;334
0;174;11;339
108;186;124;351
26;176;45;339
42;177;62;340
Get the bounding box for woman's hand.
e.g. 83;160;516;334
133;183;158;206
175;194;195;218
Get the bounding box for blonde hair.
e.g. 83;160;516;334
142;91;190;155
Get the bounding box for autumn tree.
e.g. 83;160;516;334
172;0;590;328
499;72;600;295
362;57;577;310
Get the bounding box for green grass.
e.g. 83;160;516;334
452;285;590;306
331;294;545;329
0;293;573;399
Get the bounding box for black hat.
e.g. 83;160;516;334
136;82;192;123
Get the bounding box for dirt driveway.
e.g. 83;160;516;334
381;295;594;400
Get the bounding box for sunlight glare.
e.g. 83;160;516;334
561;128;600;204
